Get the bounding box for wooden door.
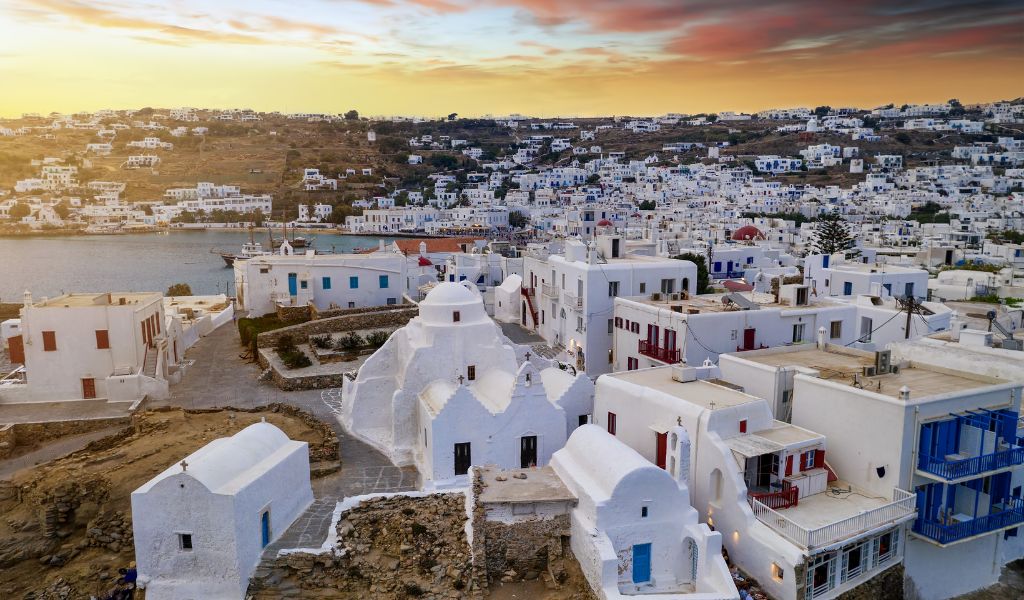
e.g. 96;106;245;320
82;378;96;399
655;432;667;470
8;335;24;364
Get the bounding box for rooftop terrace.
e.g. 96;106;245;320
608;367;761;411
740;346;1005;400
34;292;161;308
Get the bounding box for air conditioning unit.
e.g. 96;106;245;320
651;292;662;301
862;366;877;377
875;350;892;374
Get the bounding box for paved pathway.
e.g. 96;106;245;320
0;425;123;480
157;323;417;557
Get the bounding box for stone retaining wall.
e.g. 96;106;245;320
275;303;312;323
0;416;131;459
257;306;418;350
310;301;413;321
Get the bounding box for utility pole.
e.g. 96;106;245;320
904;296;917;339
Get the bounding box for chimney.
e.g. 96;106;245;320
817;326;827;349
419;241;427;255
899;386;911;401
23;290;33;308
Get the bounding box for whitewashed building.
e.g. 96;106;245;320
551;425;737;599
131;421;313;600
341;282;594;487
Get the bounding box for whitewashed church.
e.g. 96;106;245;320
341;281;594;487
130;421;313;600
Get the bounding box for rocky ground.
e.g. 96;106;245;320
0;405;334;599
250;493;596;600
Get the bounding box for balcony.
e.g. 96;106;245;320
913;498;1024;545
918;445;1024;481
562;291;584;310
638;340;681;363
749;486;799;510
749;486;916;549
541;283;558;298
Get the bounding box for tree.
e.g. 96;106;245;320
53;202;70;219
586;174;601;185
166;283;192;296
672;253;712;294
447;113;458;121
508;210;528;229
813;106;831;117
9;202;30;219
894;132;912;144
638;199;656;210
811;212;860;258
344;109;359;121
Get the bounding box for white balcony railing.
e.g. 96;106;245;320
563;291;584;310
541;283;558;298
751;488;916;549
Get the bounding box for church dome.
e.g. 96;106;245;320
419;282;487;325
731;225;765;241
422;282;477;305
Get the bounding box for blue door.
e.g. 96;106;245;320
843;281;853;295
287;273;297;296
632;543;651;583
261;511;270;548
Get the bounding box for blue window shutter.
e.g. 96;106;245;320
379;275;389;288
322;277;331;290
350;276;359;289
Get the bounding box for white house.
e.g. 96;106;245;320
551;425;737;599
341;282;594;487
595;363;918;600
234;249;409;316
131;421;313;600
0;291;177;403
804;254;929;300
522;235;698;375
717;344;1024;599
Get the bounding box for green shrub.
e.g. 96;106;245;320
275;334;296;353
237;315;287;347
278;348;312;369
367;330;390;347
336;331;364;350
311;335;333;349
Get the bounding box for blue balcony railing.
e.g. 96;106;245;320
913;498;1024;545
918;446;1024;480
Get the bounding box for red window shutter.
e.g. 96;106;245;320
95;330;110;349
739;419;747;433
785;454;794;477
42;331;56;351
608;412;617;435
814;449;825;469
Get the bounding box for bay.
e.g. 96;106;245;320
0;230;396;301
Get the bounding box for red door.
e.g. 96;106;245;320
655;432;667;470
743;328;756;350
785;454;794;477
82;378;96;399
8;335;24;364
647;324;659;344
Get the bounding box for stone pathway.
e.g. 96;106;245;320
156;323;417;560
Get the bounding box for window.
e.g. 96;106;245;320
739;419;747;433
178;533;193;551
349;276;359;289
347;302;355;308
615;317;623;328
379;275;389;288
387;298;397;305
607;412;617;435
641;506;649;518
714;262;722;273
792;323;805;343
639;282;646;294
453;311;461;322
632;322;639;334
608;319;614;334
42;331;56;351
660;278;675;294
830;320;842;339
801;449;817;470
95;330;110;349
322;277;332;290
771;563;784;581
608;281;619;297
627;357;638;370
904;282;914;297
467;365;476;381
300;280;308;289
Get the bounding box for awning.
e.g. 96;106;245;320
726;434;785;458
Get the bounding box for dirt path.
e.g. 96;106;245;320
0;425;124;480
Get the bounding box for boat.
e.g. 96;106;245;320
217;227;273;267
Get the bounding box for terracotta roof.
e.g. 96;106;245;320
394;237;482;254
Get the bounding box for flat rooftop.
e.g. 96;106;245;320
622;291;839;314
780;480;899;532
476;465;576;504
608;367;762;411
826;261;924;274
34;292;161;308
740;346;1005;400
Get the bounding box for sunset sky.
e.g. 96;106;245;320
1;0;1021;117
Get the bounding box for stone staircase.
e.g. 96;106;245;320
142;346;158;378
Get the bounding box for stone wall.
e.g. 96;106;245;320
275;303;312;323
257;306;418;349
310;301;413;321
839;563;904;600
0;417;131;459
